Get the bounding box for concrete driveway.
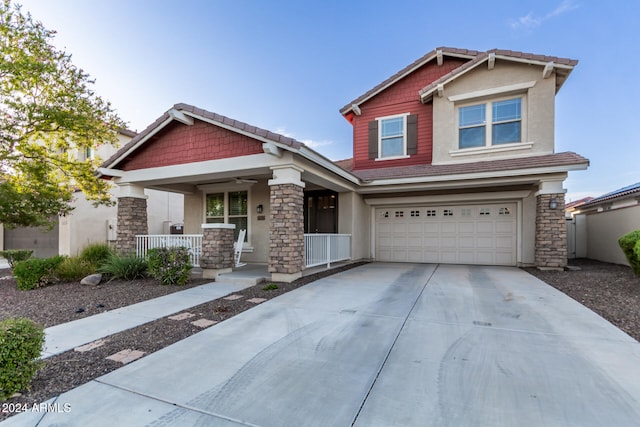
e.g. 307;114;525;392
4;263;640;426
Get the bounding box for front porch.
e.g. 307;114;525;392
136;233;352;277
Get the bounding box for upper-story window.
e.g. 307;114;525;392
369;113;418;160
458;97;522;149
380;115;406;158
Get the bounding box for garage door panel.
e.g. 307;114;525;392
495;236;514;249
476;237;494;249
458;221;475;233
496;221;515;233
376;203;517;266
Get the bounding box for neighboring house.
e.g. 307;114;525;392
1;129;184;258
98;47;589;281
565;197;594;218
569;182;640;265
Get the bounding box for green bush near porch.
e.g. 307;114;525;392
618;230;640;276
79;243;115;269
147;247;192;286
13;256;65;290
99;254;148;280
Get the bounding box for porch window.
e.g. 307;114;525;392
206;191;248;242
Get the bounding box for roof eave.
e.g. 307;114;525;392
357;162;588;188
340;48;479;116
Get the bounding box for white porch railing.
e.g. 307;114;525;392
135;233;351;269
304;233;352;268
136;234;203;267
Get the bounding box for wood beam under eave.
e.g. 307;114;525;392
436;49;443;66
437;84;444;97
168;108;194;126
543;61;554;79
488;52;495;70
262;141;283;158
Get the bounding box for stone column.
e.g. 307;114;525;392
200;223;235;279
268;165;305;282
535;181;567;270
116;184;148;254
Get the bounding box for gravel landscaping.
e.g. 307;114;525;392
0;263;364;420
1;259;639;421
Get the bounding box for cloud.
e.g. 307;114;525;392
509;0;578;30
274;126;334;149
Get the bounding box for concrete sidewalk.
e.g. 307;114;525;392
42;281;254;358
3;263;640;426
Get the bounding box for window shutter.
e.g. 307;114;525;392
368;120;378;159
407;114;418;155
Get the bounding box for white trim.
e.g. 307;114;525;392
201;223;236;229
456;95;526;151
363;190;532;206
450;141;534;157
297;146;360;185
542;61;554;79
108;117;173;168
375;155;410;162
358;169;579;190
168;108;194;125
494;55;574;70
268;165;306;188
376;113;409;160
197;183;254;193
448;81;536;102
347;52;438;115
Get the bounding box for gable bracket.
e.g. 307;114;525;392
488;52;495;70
262;141;283;158
542;61;554;79
436;84;444;97
168;108;194;126
436;49;443;66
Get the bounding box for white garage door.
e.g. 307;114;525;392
375;203;517;266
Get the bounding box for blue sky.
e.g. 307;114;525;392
16;0;640;201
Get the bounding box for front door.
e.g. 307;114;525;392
304;190;338;233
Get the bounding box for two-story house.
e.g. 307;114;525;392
98;47;589;282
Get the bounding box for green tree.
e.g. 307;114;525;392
0;0;125;228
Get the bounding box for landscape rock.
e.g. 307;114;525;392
81;273;102;286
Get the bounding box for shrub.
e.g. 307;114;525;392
99;254;147;280
55;256;95;282
0;249;33;269
263;283;279;291
0;318;45;400
147;247;192;286
619;230;640;276
13;256;65;290
79;243;114;269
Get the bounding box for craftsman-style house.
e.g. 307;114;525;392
99;47;588;281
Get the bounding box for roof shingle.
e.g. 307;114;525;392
348;152;588;181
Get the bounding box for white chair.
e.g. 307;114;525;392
234;229;247;268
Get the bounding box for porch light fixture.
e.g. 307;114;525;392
549;198;558;210
256;204;264;214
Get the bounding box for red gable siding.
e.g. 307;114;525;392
120;119;263;171
352;58;466;171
